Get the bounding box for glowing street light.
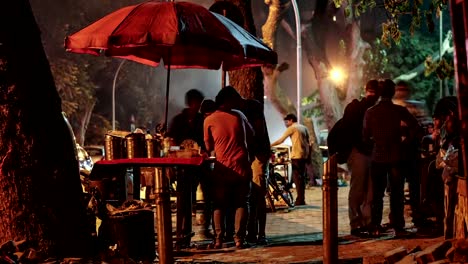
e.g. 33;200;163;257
329;67;346;84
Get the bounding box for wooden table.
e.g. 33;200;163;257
95;157;204;264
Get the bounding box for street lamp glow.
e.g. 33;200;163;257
329;68;345;84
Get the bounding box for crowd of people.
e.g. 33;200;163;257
166;86;310;249
330;78;463;239
164;77;463;249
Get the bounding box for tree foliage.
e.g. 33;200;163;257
334;0;448;46
51;59;96;136
363;29;454;112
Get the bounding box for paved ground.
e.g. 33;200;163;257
164;185;445;263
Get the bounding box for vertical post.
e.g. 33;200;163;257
449;0;468;182
222;71;227;88
112;60;126;131
221;8;227;89
164;49;172;132
290;0;302;123
440;11;443;99
154;167;173;264
322;154;338;264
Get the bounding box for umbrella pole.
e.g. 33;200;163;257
222;70;227;88
164;51;171;132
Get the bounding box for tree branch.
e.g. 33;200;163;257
394;30;453;82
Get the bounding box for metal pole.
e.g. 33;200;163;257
164;49;172;132
221;8;227;89
290;0;302;123
154;168;173;264
112;60;126;131
322;154;338;264
439;11;443;99
222;70;227;88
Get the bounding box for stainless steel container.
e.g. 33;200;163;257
104;134;126;160
126;133;146;159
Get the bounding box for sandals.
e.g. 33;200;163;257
235;240;250;249
208;239;222;249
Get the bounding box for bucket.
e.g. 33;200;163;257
106;209;156;261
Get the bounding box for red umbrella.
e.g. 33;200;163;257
65;0;277;128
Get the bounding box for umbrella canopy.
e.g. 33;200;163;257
65;1;277;71
65;0;277;130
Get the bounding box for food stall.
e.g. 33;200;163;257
91;130;204;264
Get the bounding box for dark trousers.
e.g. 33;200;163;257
371;161;405;230
176;168;194;244
291;159;307;205
401;159;422;225
212;176;250;242
247;158;268;239
198;164;213;233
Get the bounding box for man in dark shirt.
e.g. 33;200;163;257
167;89;206;246
342;79;380;237
393;81;430;228
167;89;205;147
242;98;271;245
363;79;421;237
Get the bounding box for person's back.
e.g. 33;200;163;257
342;79;380;237
287;122;310;159
240;97;271;244
242;98;271;159
215;86;271;245
365;101;412;163
364;79;420;236
204;109;250;171
204;87;254;249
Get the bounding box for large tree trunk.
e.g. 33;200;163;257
217;0;265;102
261;0;323;180
304;1;368;127
0;0;90;258
344;21;371;105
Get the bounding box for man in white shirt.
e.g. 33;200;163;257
271;113;310;205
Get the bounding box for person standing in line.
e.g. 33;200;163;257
216;86;271;245
363;79;421;237
392;81;429;228
204;87;254;249
166;89;205;246
341;79;381;237
196;99;218;239
271;113;310;206
243;98;270;245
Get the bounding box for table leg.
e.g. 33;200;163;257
155;168;173;264
175;168;193;249
133;167;141;200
